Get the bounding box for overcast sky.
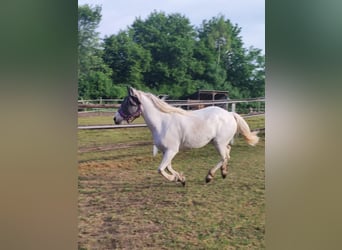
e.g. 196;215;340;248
78;0;265;53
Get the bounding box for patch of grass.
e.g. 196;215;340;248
78;113;145;126
78;115;114;126
244;115;265;130
78;127;152;147
78;114;265;249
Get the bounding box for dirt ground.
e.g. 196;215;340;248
78;141;265;249
78;113;265;249
78;158;175;249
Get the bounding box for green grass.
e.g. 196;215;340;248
78;112;145;126
243;115;265;130
78;114;265;249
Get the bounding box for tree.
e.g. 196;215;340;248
78;5;113;99
130;11;198;97
103;31;151;92
223;25;265;98
191;16;234;92
196;16;265;99
97;11;265;99
198;16;232;66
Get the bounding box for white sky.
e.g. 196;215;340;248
78;0;265;53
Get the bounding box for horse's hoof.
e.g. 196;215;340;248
206;171;214;183
221;169;228;179
180;176;186;186
177;173;186;186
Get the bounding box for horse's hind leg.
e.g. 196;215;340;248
206;142;228;183
220;145;231;179
206;160;224;183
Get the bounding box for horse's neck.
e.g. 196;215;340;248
140;95;167;131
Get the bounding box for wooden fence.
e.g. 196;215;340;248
78;97;265;112
78;101;264;158
78;98;265;154
78;98;265;130
78;113;264;130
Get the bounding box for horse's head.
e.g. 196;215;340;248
114;87;141;124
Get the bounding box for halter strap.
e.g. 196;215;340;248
118;105;142;123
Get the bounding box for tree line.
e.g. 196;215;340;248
78;4;265;100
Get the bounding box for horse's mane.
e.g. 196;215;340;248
138;91;188;115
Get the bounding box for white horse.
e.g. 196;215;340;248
114;87;259;186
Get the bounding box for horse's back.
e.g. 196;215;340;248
191;106;234;122
198;107;237;144
180;106;237;149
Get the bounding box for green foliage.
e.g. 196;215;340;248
78;5;113;99
129;11;197;97
223;25;265;98
103;31;151;90
78;7;265;99
198;16;233;65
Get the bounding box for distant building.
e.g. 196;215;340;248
184;90;229;110
186;90;229;101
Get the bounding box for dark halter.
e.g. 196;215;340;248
118;97;142;123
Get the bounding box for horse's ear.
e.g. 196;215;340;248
127;86;136;97
127;86;140;104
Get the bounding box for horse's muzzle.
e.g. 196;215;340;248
113;116;120;125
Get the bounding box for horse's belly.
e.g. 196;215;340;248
181;134;213;149
177;117;216;148
181;141;210;149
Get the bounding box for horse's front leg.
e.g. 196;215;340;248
167;164;186;186
158;150;185;186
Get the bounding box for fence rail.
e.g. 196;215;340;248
78;103;120;109
78;97;265;112
78;97;265;131
78;124;147;130
78;113;265;130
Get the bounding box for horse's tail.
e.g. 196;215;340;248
233;112;259;146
